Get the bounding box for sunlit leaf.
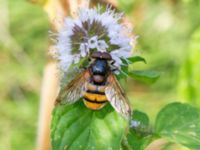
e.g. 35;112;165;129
178;26;200;106
128;70;160;83
155;102;200;150
51;101;128;150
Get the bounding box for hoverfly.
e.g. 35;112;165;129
55;51;131;118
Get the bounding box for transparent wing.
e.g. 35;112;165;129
105;73;131;119
55;69;90;105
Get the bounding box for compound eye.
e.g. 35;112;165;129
91;51;101;59
102;52;112;60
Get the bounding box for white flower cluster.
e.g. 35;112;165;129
80;36;109;57
55;6;136;73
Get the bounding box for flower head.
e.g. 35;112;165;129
55;6;136;73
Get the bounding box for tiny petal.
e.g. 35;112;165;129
110;36;121;45
80;43;89;57
88;36;98;49
110;52;122;68
97;40;108;51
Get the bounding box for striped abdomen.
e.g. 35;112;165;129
82;82;107;110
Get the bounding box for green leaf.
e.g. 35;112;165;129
127;56;147;64
51;101;128;150
155;102;200;150
123;110;154;150
125;132;153;150
128;70;160;83
116;67;129;80
117;56;147;80
131;110;149;127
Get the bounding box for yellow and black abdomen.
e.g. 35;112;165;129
82;83;107;110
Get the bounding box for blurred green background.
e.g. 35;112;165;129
0;0;200;149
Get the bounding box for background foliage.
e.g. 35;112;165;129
0;0;200;149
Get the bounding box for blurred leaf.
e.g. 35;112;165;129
123;110;153;150
117;0;135;13
29;0;47;5
128;70;160;83
127;56;147;64
51;101;128;150
178;26;200;106
155;102;200;150
0;0;48;149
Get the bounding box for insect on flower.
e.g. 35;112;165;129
54;6;136;119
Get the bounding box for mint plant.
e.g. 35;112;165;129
50;6;200;150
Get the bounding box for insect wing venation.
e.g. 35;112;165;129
105;73;131;119
55;70;90;105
